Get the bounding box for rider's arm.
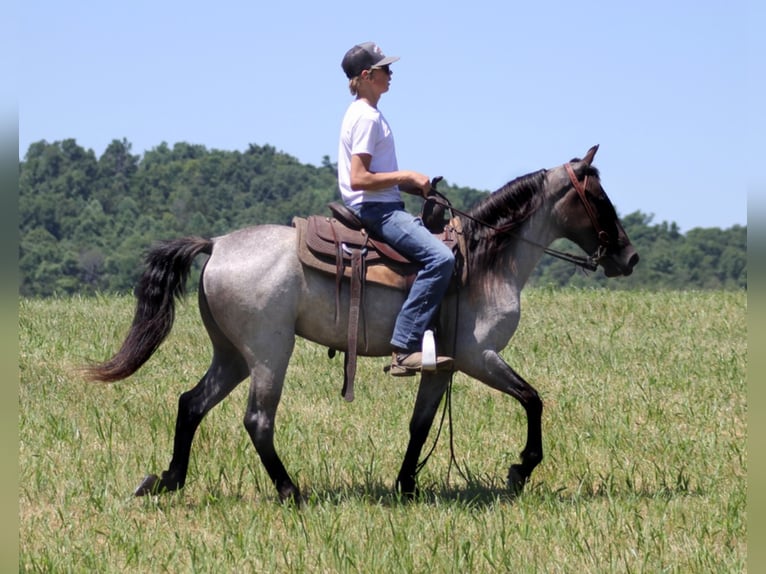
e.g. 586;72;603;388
350;153;430;197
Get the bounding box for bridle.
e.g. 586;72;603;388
564;163;611;254
427;163;612;272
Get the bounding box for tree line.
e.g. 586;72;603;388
19;139;746;297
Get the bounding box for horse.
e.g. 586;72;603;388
85;145;638;503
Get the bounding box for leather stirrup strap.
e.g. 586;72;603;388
330;221;343;324
341;247;365;402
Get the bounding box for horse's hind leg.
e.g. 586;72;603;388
396;372;451;497
134;351;248;496
242;337;301;505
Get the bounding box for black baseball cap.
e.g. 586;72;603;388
341;42;400;79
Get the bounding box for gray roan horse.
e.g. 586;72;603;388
86;145;638;503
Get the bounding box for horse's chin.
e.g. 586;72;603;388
604;267;632;278
601;250;639;277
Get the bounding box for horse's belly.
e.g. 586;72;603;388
296;268;404;356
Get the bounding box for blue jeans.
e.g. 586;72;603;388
353;202;455;352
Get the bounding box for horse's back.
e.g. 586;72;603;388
205;224;300;293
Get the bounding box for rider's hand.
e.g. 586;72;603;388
399;171;431;198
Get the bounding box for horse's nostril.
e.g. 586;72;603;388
629;252;640;268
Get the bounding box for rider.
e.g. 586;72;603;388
337;41;455;375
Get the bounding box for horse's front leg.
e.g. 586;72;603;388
396;371;451;498
476;350;543;494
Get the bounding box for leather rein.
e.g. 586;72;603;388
428;164;608;272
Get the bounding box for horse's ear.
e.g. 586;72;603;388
582;144;599;165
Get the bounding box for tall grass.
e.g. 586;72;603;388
19;289;746;572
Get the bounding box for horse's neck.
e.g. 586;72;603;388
503;209;560;287
462;210;556;327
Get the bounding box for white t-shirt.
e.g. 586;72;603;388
337;99;402;207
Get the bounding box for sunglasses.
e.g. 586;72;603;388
372;65;391;75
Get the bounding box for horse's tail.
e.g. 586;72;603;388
84;236;214;383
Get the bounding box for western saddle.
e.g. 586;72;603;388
293;196;463;402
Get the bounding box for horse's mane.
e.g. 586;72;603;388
457;161;603;281
461;169;548;277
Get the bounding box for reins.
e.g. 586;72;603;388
412;276;469;488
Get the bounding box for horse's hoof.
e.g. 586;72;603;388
277;484;303;507
396;477;419;501
402;488;419;502
507;465;528;496
134;474;161;496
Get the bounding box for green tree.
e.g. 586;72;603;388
18;138;747;296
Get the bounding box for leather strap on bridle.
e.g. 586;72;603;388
565;163;610;247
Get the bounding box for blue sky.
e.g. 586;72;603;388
19;0;758;232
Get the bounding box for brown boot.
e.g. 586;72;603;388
386;351;454;377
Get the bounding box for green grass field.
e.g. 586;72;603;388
19;289;746;572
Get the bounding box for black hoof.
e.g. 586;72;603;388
278;484;303;507
134;474;162;496
396;477;419;501
507;465;528;495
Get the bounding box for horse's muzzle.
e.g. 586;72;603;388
603;245;639;277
